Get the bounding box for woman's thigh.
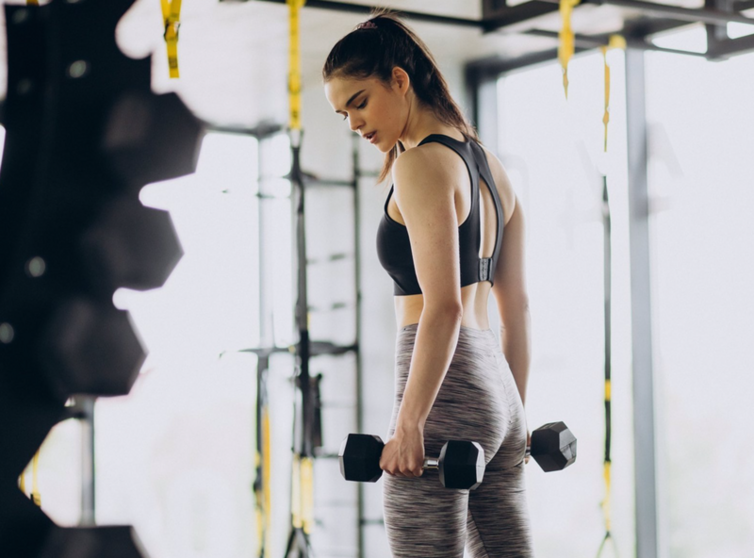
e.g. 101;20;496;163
465;383;534;558
383;472;469;558
382;324;518;557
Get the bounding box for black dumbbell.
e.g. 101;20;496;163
339;433;486;490
525;421;577;472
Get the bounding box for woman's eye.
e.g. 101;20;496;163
341;100;367;121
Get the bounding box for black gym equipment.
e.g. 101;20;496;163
339;433;486;490
0;1;202;556
525;422;578;472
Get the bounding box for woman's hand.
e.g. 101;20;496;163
379;423;425;478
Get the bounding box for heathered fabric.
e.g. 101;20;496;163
382;323;534;557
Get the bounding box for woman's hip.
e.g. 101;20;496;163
389;324;519;460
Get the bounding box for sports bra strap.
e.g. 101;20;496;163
417;134;505;285
467;140;505;280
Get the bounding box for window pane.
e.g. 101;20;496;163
498;50;635;558
646;49;754;558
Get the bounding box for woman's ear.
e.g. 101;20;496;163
391;66;410;96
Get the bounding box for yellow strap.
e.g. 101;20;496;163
26;0;39;5
19;450;42;506
596;460;620;557
32;451;41;506
291;453;302;529
254;503;263;558
300;456;314;534
287;0;306;131
262;408;272;557
160;0;182;79
601;461;612;531
558;0;580;99
604;378;611;401
600;35;626;152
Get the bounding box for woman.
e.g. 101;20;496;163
323;10;534;557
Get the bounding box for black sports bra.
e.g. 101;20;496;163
375;134;504;296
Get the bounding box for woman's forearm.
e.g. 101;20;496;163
500;305;531;407
395;306;463;431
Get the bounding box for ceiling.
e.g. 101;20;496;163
0;0;748;129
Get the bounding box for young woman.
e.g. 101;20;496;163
323;11;534;557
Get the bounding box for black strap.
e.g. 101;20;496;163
468;141;505;277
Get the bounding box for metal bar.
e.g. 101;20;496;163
536;0;754;25
480;1;560;31
79;396;96;526
523;29;710;57
707;27;754;56
468;20;715;80
473;74;500;153
625;46;661;558
246;0;481;27
483;0;754;33
352;131;365;558
466;46;594;80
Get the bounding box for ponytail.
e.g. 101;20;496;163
322;9;479;185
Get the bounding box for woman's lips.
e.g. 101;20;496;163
368;132;377;144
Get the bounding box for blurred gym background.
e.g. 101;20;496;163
2;1;754;557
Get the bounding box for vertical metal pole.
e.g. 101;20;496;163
352;132;365;558
475;76;499;153
625;46;660;558
80;396;96;526
258;139;270;347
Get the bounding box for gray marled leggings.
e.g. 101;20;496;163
383;323;534;557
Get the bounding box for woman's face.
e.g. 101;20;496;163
324;70;409;153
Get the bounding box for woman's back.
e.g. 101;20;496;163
385;134;525;332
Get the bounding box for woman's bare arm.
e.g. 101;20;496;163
491;192;531;407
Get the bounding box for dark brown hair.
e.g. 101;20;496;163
322;9;480;184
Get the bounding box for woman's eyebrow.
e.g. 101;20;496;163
334;89;366;115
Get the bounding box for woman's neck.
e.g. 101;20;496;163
398;95;462;149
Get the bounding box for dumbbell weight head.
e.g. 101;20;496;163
438;440;485;490
528;421;577;472
339;433;384;483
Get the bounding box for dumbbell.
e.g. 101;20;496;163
525;421;577;472
339;433;485;490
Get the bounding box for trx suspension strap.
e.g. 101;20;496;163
252;354;273;558
557;30;625;554
600;36;627;153
558;0;580;99
284;1;315;556
161;0;182;78
596;176;620;558
596;35;624;558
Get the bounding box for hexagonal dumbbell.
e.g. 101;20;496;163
525;421;578;472
339;433;485;490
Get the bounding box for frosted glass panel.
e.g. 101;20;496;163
498;50;635;558
646;50;754;558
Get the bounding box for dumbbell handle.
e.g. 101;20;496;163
381;456;441;470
